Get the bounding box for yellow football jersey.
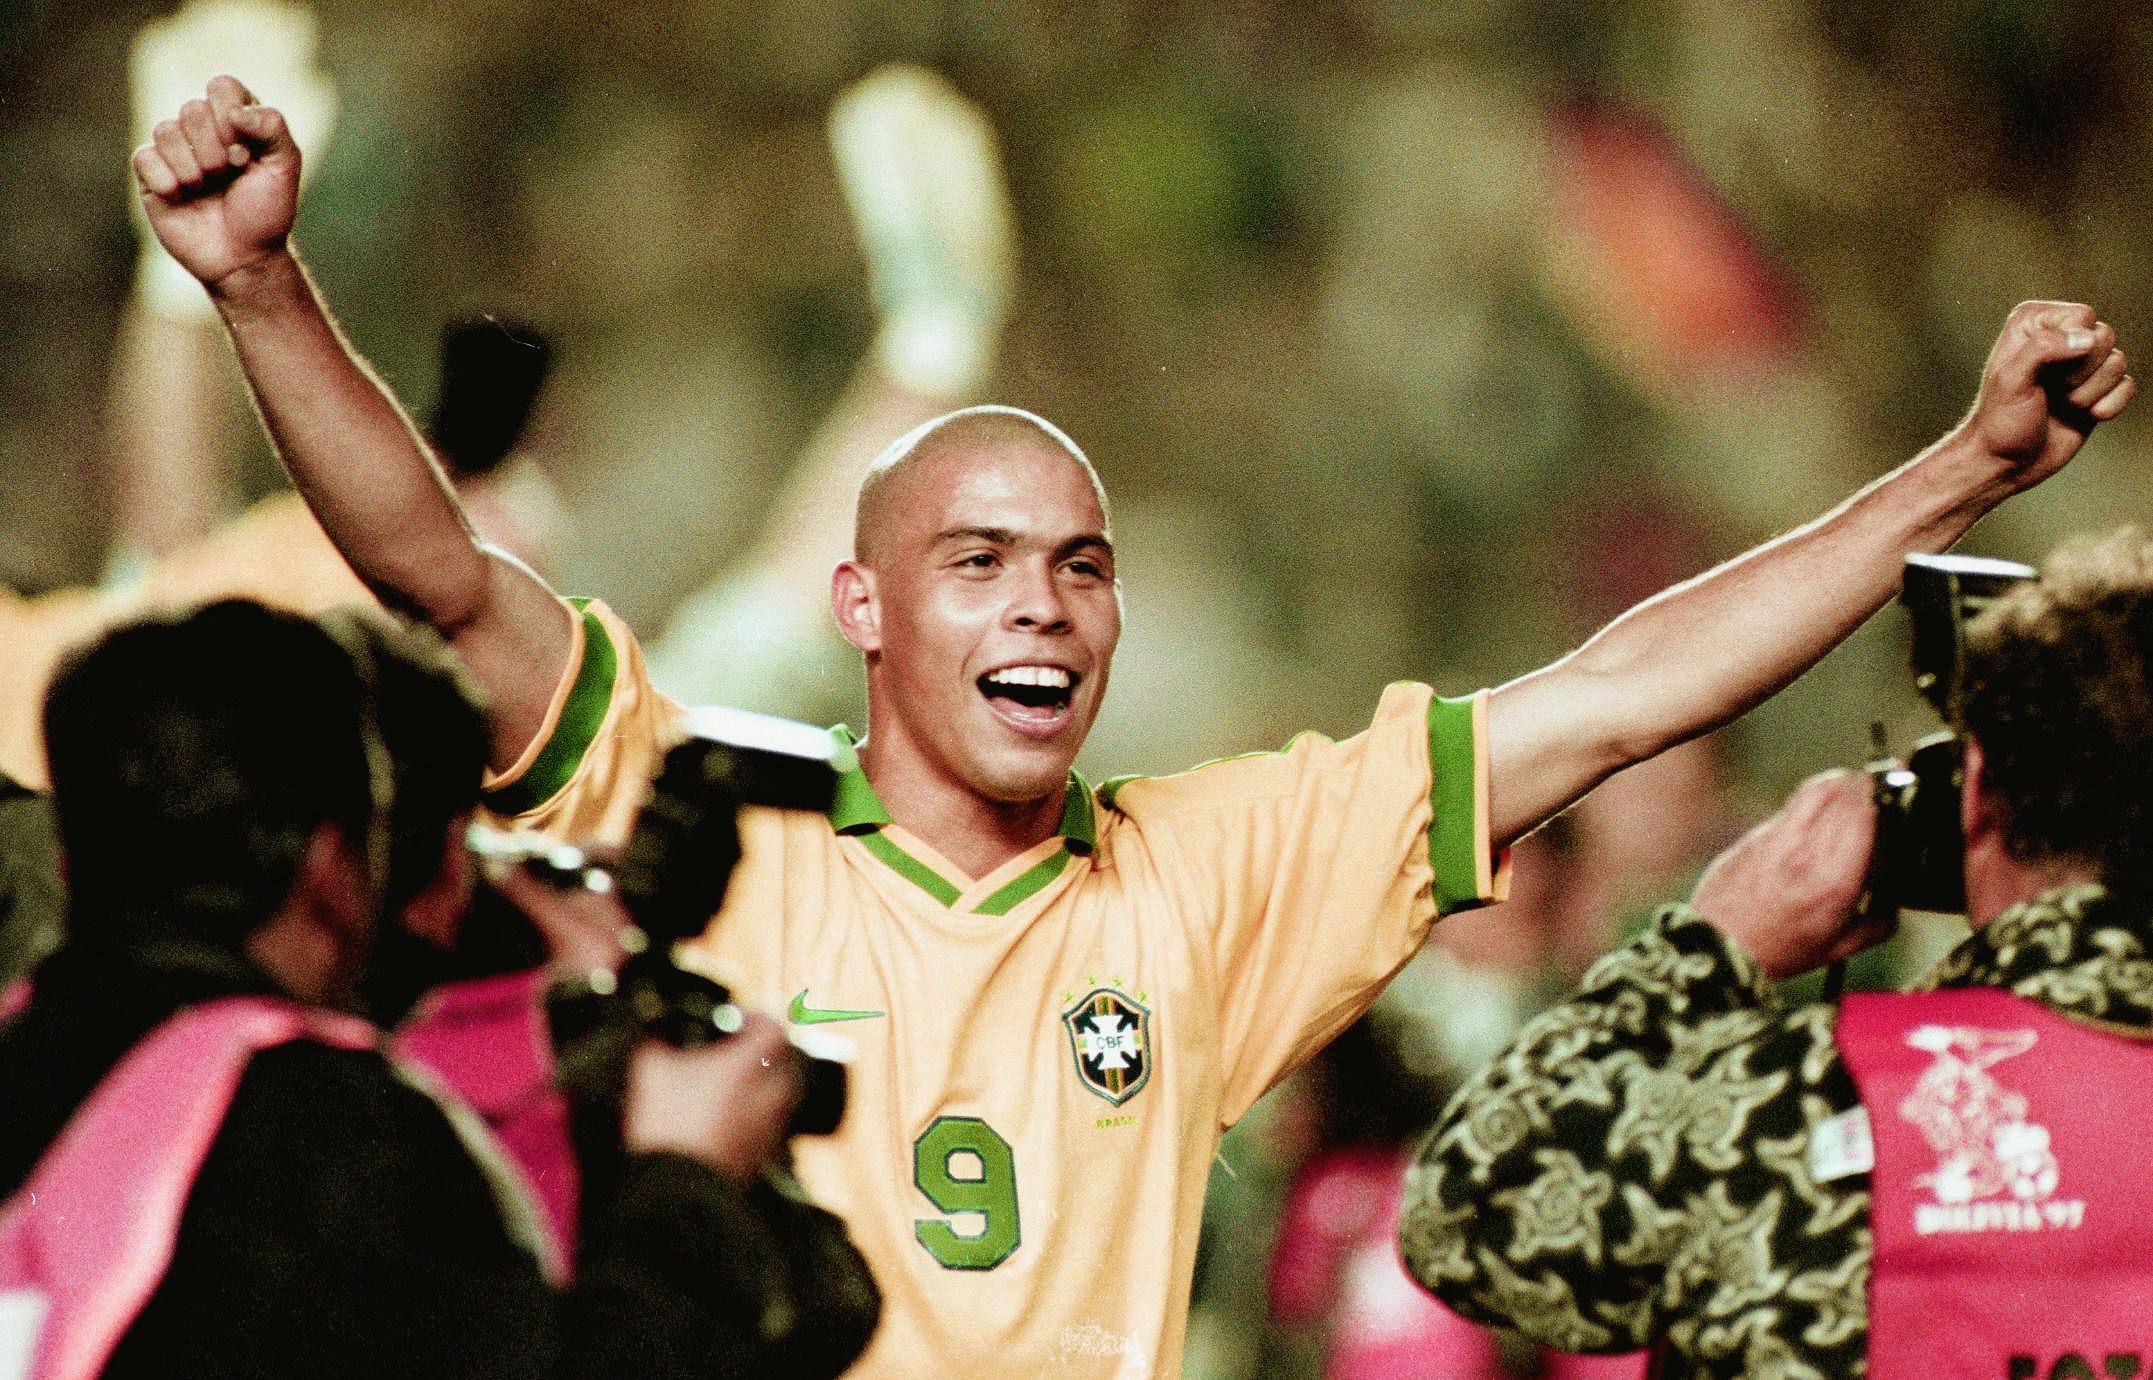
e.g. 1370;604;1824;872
487;599;1506;1378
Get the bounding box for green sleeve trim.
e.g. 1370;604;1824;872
858;828;963;906
1427;693;1487;916
482;598;617;817
974;848;1072;916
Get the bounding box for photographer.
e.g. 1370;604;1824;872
1400;528;2153;1378
0;600;877;1378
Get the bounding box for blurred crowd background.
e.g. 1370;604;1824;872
5;0;2151;1373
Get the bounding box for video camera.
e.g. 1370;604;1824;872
1861;552;2036;920
475;707;851;1136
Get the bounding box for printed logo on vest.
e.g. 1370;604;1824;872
1062;985;1152;1107
1897;1023;2084;1236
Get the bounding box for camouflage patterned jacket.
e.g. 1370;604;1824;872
1398;883;2153;1380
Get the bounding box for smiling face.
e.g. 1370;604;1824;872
836;410;1121;809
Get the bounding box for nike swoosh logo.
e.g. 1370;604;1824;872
788;989;885;1025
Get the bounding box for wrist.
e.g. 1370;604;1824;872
1905;425;2025;540
205;244;306;319
1660;902;1782;995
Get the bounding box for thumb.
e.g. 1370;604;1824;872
233;103;297;163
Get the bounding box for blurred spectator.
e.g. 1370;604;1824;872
1264;1005;1647;1380
0;311;564;790
648;62;1016;725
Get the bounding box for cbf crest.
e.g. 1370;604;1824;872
1062;986;1152;1106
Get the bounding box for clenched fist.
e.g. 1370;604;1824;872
132;74;301;292
1958;300;2135;494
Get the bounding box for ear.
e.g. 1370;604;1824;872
832;560;882;655
1959;736;2002;850
296;823;373;940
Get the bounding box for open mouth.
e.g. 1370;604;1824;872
978;665;1078;726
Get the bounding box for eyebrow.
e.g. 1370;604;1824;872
934;526;1115;561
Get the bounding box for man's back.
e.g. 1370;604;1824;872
0;943;560;1378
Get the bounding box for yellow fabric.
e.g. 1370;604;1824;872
0;493;374;789
493;601;1499;1378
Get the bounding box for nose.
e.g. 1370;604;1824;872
1006;559;1070;632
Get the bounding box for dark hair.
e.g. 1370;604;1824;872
42;601;487;945
316;608;490;915
1955;528;2153;887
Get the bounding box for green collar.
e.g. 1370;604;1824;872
825;726;1096;854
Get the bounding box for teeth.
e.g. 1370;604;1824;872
984;666;1072;689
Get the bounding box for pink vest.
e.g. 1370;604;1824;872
392;968;578;1269
0;997;375;1380
1839;988;2153;1379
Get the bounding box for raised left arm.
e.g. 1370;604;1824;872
1486;300;2133;848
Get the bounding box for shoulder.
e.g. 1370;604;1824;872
1100;682;1448;820
217;1042;475;1169
189;1041;536;1265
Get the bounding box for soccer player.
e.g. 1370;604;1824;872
134;76;2134;1377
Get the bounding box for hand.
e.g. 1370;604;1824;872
1688;768;1892;980
482;852;635;983
623;1013;805;1180
1957;300;2135;494
131;75;302;292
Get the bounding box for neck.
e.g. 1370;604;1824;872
1964;841;2100;929
857;742;1065;881
244;895;358;1007
245;908;340;994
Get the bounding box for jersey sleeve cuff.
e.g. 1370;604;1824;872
481;598;617;817
1428;690;1510;915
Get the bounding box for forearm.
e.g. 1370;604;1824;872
1399;906;1775;1349
210;249;490;628
651;370;947;704
1488;430;2014;841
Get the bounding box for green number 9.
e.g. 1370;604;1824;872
913;1115;1020;1269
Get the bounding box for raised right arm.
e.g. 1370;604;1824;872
133;76;571;770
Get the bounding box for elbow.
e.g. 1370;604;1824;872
1395;1149;1480;1295
1555;662;1688;784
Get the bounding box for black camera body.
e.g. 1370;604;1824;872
1862;552;2036;918
534;710;851;1137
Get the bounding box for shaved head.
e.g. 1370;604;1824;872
854;406;1108;566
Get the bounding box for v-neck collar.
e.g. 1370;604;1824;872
825;726;1094;914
